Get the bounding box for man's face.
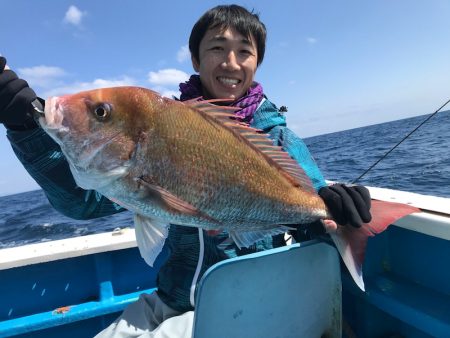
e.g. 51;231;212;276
193;26;258;100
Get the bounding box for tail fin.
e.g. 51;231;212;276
330;200;420;291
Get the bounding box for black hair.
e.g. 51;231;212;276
189;4;266;67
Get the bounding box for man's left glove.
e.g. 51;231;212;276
0;56;39;129
318;183;372;228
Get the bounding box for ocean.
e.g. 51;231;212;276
1;111;449;249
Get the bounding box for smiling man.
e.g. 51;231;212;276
0;4;371;338
192;26;258;100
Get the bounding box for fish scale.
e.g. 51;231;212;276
129;97;324;228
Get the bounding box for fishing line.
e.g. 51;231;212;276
352;97;450;184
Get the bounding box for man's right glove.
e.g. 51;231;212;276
0;56;38;129
318;183;372;228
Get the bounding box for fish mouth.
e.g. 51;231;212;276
39;96;67;132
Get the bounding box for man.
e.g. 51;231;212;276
0;5;370;337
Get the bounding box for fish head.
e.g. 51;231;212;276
39;87;153;190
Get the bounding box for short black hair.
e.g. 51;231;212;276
189;4;266;67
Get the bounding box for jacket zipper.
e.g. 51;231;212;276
190;228;204;307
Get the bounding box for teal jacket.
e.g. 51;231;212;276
6;97;326;312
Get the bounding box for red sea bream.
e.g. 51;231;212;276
38;86;419;290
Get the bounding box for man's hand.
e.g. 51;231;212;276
0;56;38;128
318;183;372;228
291;184;371;242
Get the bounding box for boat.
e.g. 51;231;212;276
0;185;449;338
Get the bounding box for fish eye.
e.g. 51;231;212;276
93;103;111;121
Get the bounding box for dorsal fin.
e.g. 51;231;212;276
184;99;316;192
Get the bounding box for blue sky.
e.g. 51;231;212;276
1;0;450;196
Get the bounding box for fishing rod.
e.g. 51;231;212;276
352;97;450;184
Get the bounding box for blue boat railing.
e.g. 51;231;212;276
0;243;168;338
1;239;343;338
1;186;450;338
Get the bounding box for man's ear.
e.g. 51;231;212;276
191;55;200;72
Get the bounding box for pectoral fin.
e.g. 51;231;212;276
134;214;169;267
137;177;200;216
136;177;221;227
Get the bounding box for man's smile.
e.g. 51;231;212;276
217;76;241;87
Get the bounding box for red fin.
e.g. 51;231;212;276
136;177;222;227
137;177;200;215
331;200;420;290
185;99;316;193
184;98;239;117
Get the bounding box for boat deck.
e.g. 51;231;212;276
0;186;449;337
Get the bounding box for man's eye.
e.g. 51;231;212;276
209;46;223;51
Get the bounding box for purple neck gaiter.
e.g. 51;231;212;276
179;75;264;122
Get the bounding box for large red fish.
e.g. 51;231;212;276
38;86;419;290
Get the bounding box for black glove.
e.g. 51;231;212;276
318;183;372;228
0;56;39;129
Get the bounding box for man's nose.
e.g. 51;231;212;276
221;51;240;71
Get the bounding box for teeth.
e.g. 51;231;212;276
217;77;240;85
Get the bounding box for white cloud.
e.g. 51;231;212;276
177;45;190;63
18;66;66;78
18;65;66;88
148;68;189;86
306;37;317;44
17;65;137;97
42;76;137;97
16;63;184;100
64;5;85;26
18;65;67;87
149;85;179;99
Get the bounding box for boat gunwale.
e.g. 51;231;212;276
1;186;448;270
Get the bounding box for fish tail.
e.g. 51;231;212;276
330;200;420;291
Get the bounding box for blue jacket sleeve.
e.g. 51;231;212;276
251;98;327;192
269;126;327;192
6;127;125;219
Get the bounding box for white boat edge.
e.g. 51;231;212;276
0;227;137;270
1;185;449;271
